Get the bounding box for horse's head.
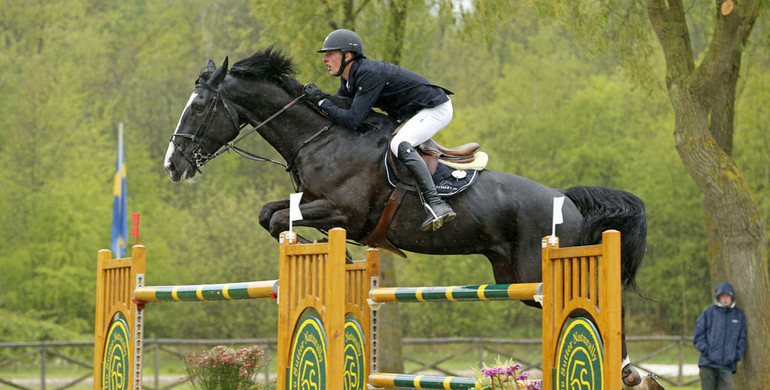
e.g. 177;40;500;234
164;57;241;181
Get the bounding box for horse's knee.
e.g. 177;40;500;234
258;205;274;231
269;211;289;237
260;201;288;233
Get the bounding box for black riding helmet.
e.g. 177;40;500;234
317;29;364;76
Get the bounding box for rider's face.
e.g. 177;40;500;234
324;50;353;80
322;50;343;76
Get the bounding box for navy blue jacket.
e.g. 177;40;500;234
693;282;747;372
319;58;452;130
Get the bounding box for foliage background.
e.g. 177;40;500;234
0;0;768;342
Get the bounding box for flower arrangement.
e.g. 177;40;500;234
474;357;541;390
183;345;267;390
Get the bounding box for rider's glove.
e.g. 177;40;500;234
304;83;329;106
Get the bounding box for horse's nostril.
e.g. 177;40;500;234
164;160;174;173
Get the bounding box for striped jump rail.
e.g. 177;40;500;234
369;373;480;390
369;283;541;303
367;283;541;390
134;280;278;302
369;373;540;390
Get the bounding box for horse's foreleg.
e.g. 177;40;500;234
267;199;349;236
259;200;291;237
259;200;330;244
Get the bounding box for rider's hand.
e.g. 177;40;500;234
304;83;329;106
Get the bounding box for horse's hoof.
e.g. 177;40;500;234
622;364;642;387
639;374;666;390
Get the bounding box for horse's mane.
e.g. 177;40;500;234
230;46;302;94
224;46;397;132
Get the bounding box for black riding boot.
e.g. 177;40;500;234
397;141;456;231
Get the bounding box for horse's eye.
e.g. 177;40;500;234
191;100;206;113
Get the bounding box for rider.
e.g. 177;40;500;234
304;29;456;231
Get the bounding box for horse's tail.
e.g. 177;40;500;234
561;185;647;292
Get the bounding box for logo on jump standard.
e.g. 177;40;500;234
102;314;130;390
343;316;366;390
555;317;604;390
289;311;328;390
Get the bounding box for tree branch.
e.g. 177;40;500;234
689;0;758;154
693;0;758;90
645;0;695;87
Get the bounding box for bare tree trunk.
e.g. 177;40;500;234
646;1;770;387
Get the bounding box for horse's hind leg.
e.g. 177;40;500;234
621;306;642;388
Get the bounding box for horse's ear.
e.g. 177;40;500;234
209;57;228;88
204;59;217;73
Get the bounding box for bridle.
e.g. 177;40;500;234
170;83;312;173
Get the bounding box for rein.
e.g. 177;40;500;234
171;85;326;172
198;93;308;169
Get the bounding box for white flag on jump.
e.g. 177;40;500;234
289;192;303;222
553;196;565;225
551;196;565;242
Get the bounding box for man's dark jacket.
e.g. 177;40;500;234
319;58;452;130
693;282;747;373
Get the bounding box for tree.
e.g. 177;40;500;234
646;2;769;387
492;0;770;387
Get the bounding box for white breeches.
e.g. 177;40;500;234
390;99;453;155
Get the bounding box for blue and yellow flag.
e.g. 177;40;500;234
111;124;128;258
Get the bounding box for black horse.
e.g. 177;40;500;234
163;47;646;387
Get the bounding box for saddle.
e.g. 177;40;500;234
362;139;485;257
389;139;481;177
415;139;479;174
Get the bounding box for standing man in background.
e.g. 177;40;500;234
693;282;747;390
